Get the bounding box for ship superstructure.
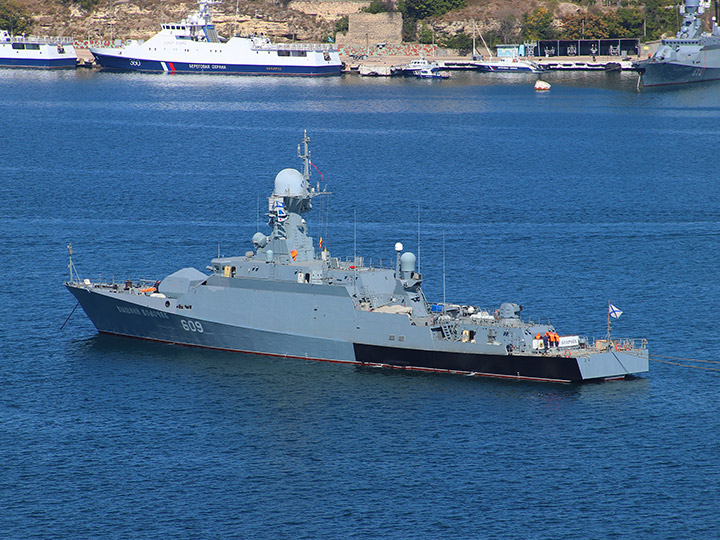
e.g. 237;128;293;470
89;0;341;75
636;0;720;86
66;132;649;383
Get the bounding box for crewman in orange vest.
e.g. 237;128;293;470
553;331;560;348
543;331;551;352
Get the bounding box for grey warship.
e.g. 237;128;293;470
66;132;649;383
636;0;720;87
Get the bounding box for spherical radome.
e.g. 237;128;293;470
274;168;306;197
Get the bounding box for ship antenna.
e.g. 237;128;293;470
298;129;311;183
67;242;80;284
442;231;446;305
353;208;357;263
417;203;421;274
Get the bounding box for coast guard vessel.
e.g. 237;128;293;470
636;0;720;87
89;0;341;75
0;30;76;69
66;132;649;383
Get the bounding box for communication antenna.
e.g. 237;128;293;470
67;242;80;283
417;203;421;274
353;208;356;261
442;230;446;305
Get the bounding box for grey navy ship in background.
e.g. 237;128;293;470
636;0;720;87
66;132;649;383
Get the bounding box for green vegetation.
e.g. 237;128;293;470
0;0;32;34
334;14;348;35
522;7;556;40
439;31;472;52
398;0;466;41
392;0;682;44
417;22;434;44
555;1;680;40
398;0;466;20
360;0;395;14
517;1;680;42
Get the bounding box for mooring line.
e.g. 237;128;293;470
648;353;720;365
60;301;79;330
649;357;720;372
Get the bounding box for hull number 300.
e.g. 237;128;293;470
181;319;204;333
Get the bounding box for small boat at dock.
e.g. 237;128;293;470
398;56;445;76
472;56;544;73
0;30;76;69
415;67;450;79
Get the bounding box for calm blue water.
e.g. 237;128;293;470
2;68;720;539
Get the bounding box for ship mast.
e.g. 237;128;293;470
298;129;311;183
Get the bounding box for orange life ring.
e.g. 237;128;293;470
564;350;571;358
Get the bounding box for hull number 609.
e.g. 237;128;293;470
181;319;204;333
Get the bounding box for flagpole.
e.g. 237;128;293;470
607;298;611;342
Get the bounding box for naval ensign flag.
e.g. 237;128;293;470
609;304;623;319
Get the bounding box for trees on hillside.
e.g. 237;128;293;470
0;0;32;35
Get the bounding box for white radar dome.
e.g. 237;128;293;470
274;168;306;197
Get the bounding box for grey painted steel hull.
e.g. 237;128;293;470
638;61;720;87
65;131;649;384
67;283;648;383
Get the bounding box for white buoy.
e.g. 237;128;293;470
534;80;551;91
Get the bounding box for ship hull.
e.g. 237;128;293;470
0;57;76;68
475;64;539;73
67;284;647;383
638;60;720;87
90;51;342;76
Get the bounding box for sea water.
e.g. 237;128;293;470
1;69;719;539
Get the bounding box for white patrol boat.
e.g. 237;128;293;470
0;30;76;69
399;56;446;76
89;0;341;76
472;56;544;73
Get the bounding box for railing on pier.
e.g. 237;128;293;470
3;35;74;45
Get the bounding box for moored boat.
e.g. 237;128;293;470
415;67;450;79
635;0;720;87
0;30;76;69
398;56;446;76
473;56;544;73
89;0;342;76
